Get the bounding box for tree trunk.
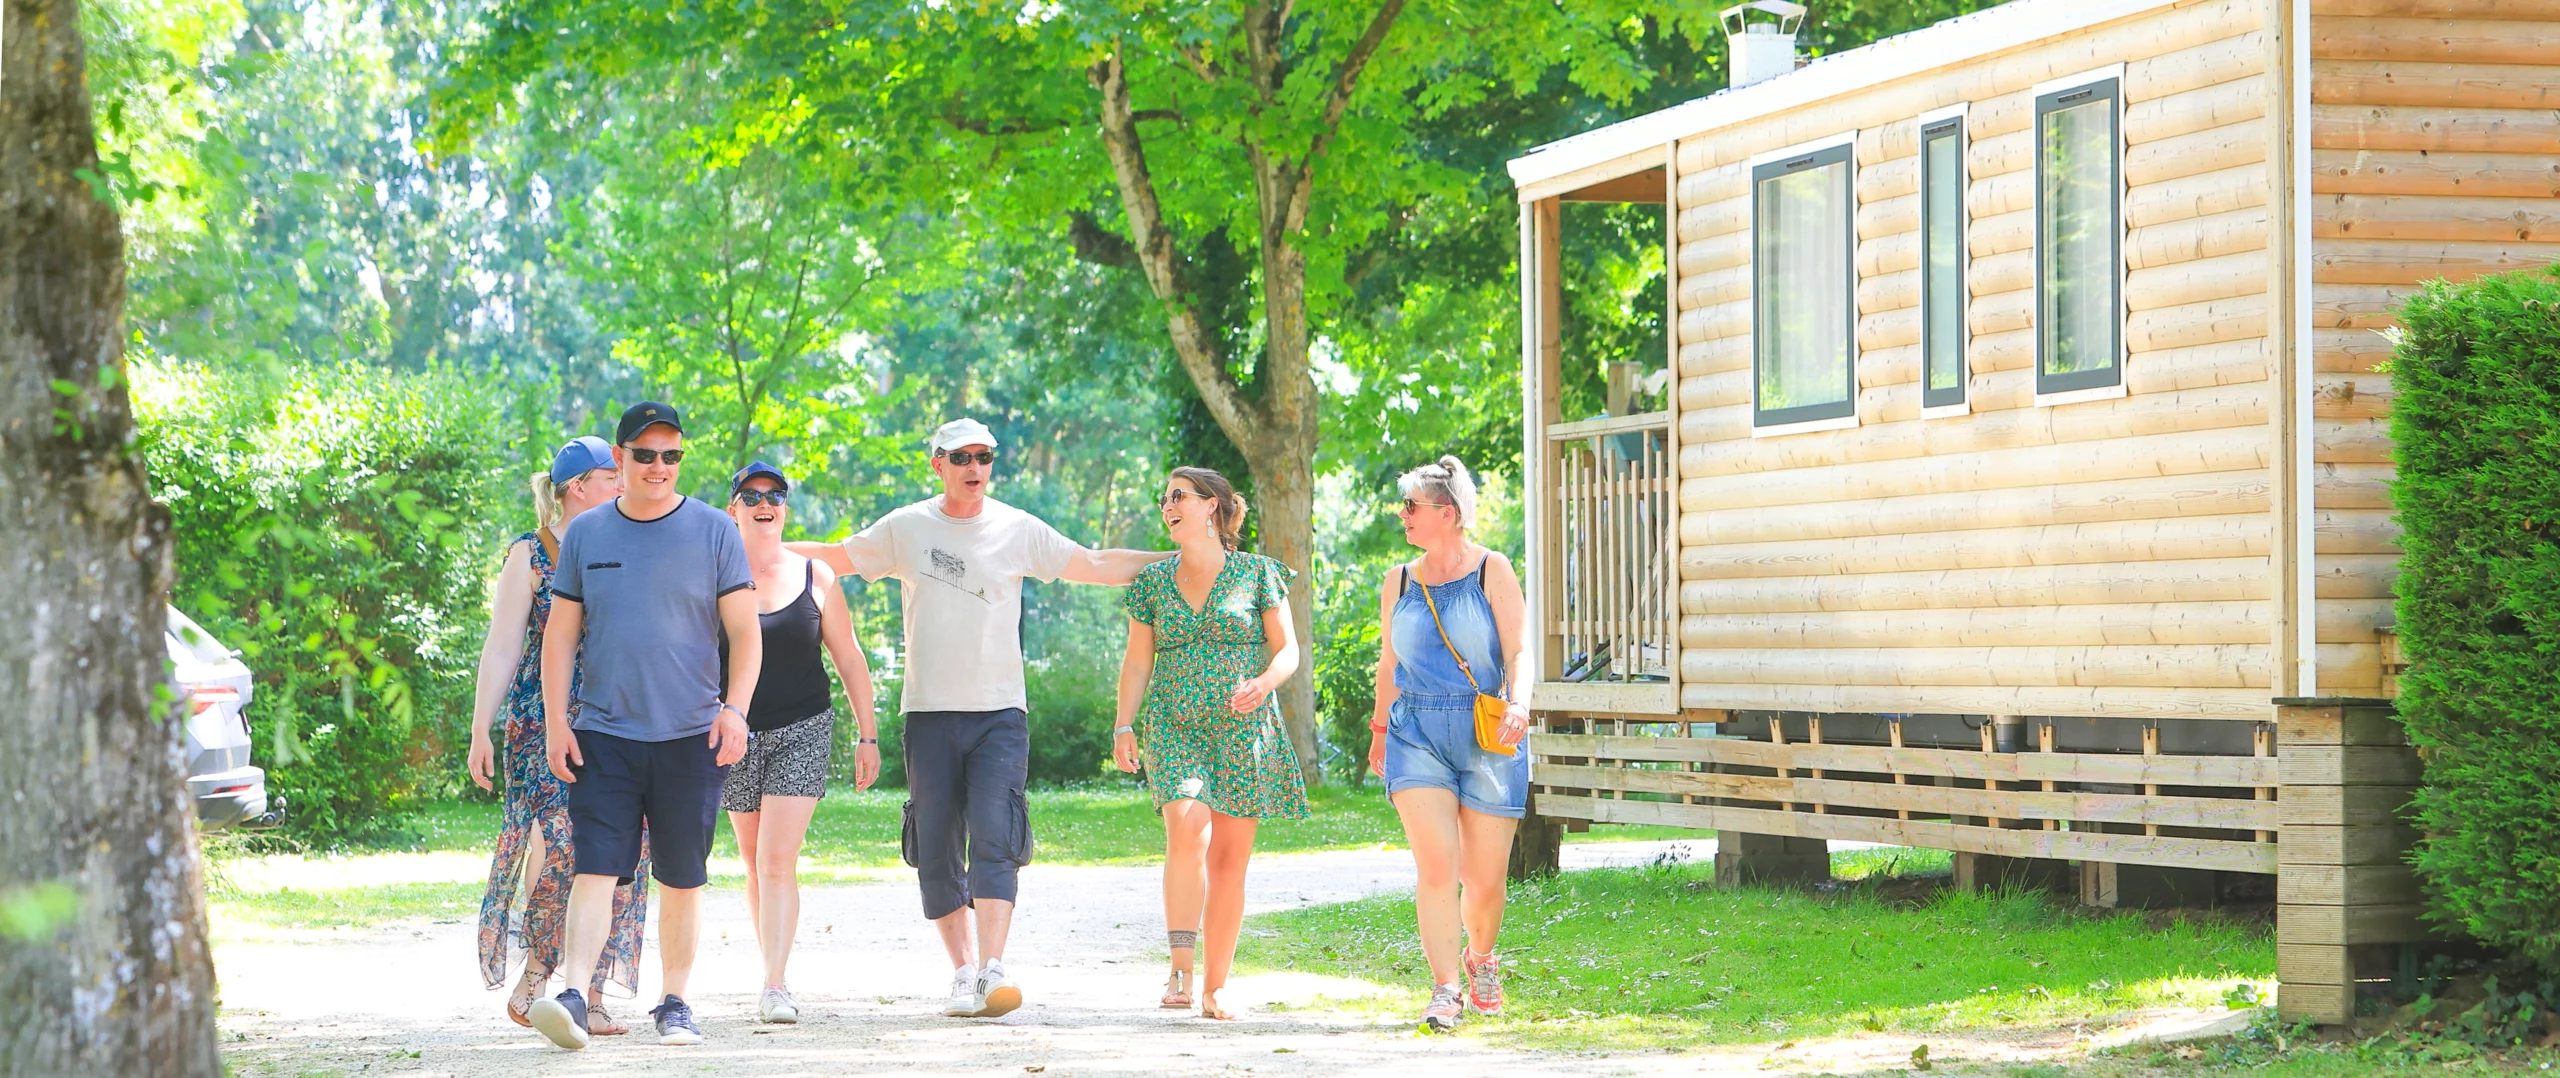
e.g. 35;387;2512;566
1243;445;1322;784
0;1;221;1074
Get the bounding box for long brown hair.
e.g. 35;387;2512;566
1169;466;1248;551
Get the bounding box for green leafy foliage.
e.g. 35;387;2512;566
2389;266;2560;971
135;357;534;843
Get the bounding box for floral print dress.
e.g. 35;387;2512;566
475;531;651;994
1123;551;1311;820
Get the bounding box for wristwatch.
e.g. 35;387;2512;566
856;737;879;745
1113;725;1135;737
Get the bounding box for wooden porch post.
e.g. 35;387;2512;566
1513;195;1566;881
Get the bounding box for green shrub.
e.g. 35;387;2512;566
2389;266;2560;971
136;358;532;844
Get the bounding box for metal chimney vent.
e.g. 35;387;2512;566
1720;0;1807;89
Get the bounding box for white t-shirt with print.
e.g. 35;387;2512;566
840;495;1085;714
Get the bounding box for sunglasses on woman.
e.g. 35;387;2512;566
733;489;788;507
1160;489;1216;509
626;447;684;464
1400;497;1453;514
940;449;998;466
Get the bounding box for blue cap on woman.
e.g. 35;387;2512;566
550;436;617;485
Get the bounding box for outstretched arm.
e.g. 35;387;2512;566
1059;546;1176;586
787;540;855;577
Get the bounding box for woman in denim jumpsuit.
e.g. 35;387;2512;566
1365;456;1534;1033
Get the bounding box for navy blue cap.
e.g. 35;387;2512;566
615;400;684;445
730;460;789;496
549;436;617;485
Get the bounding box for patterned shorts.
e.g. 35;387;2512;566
719;710;834;812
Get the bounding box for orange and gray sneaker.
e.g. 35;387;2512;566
1420;982;1465;1033
1464;951;1504;1016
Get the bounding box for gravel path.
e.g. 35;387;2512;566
213;838;2215;1076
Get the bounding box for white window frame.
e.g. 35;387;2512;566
1916;102;1972;421
1747;131;1861;439
2030;62;2129;408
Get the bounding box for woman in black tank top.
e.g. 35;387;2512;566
718;461;882;1023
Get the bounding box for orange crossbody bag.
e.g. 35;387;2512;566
1414;569;1516;757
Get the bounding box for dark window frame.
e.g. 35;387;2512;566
1919;114;1968;412
2033;75;2125;397
1750;141;1859;429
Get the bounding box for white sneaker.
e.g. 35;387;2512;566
759;986;799;1024
974;960;1021;1018
943;965;981;1017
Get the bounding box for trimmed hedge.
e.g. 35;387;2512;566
2391;267;2560;971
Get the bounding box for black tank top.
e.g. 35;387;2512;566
723;559;832;731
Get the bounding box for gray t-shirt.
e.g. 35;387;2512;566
552;496;754;742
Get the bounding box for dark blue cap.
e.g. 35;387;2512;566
616;400;684;445
549;436;617;485
730;460;789;496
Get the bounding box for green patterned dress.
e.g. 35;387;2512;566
1123;551;1311;820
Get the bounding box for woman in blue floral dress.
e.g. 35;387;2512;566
465;438;651;1034
1113;466;1308;1021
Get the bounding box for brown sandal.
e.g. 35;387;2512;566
587;998;629;1037
505;970;543;1027
1161;968;1194;1009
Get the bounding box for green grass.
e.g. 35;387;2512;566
1234;857;2275;1054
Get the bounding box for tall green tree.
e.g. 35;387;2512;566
440;0;1716;778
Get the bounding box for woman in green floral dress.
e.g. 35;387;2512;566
1113;466;1309;1020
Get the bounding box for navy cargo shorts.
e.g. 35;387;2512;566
900;708;1033;920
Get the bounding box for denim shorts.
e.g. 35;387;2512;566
1382;692;1530;818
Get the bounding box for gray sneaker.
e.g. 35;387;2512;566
1420;983;1464;1034
650;994;704;1046
759;986;799;1024
527;988;590;1050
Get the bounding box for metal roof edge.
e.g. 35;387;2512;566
1505;0;2186;190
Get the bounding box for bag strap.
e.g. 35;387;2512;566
536;527;559;568
1414;570;1488;698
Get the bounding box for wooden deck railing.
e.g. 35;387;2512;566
1539;410;1677;712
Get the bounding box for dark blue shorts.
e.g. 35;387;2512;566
901;709;1032;920
567;728;725;889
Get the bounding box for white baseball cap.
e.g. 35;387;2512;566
929;417;1000;453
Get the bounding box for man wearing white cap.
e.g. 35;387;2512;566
793;417;1168;1018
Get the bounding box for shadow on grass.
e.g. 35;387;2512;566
1233;853;2274;1055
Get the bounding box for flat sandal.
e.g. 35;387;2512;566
1161;968;1194;1009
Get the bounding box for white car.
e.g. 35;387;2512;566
168;607;273;830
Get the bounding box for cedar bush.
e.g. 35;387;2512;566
2390;266;2560;971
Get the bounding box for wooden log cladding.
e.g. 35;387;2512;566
2127;249;2269;311
1969;288;2033;337
2317;462;2395;511
2127;117;2268;187
2312;238;2560;285
1674;682;2277;722
1539;793;2279;871
2125;74;2267;146
1679;424;2269;512
1860;306;1921;352
1970;250;2033;297
2131;338;2273;392
1674;160;1747;209
1859;193;1918;240
2318;193;2560;242
1970;171;2032;221
1679;379;2272;479
2317;418;2394;464
2280;824;2423;867
2315;327;2395;373
1681;511;2275;580
2312;0;2560;18
2314;511;2402;555
2127;30;2268;101
2313;60;2560;109
1860;231;1920;278
1678;557;2273;614
2312;18;2560;66
2281;745;2424;787
1676;198;1748;243
1676;370;1749;411
1677;299;1749;345
1676;231;1749;277
2315;374;2395;420
1681;643;2276;688
1679;265;1751;309
1859;118;1918;167
2313;283;2424;329
2314;554;2399;599
1860;344;1920;390
1680;469;2273;546
1678;335;1748;377
1971;89;2032;140
1681;599;2275;648
1970;129;2030;182
2313;104;2560;154
1969;327;2035;374
1859;155;1918;204
2312;148;2560;198
2279;784;2414;827
1534;732;2282;787
1858;269;1918;316
2129;206;2270;270
2126;164;2270;229
1541;763;2285;830
1678;0;2262;172
1970;207;2033;258
2126;293;2268;351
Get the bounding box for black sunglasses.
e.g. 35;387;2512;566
940;449;997;466
1160;489;1216;509
625;446;685;464
1400;497;1453;514
733;489;789;507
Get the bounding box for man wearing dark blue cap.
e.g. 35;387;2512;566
525;401;762;1051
